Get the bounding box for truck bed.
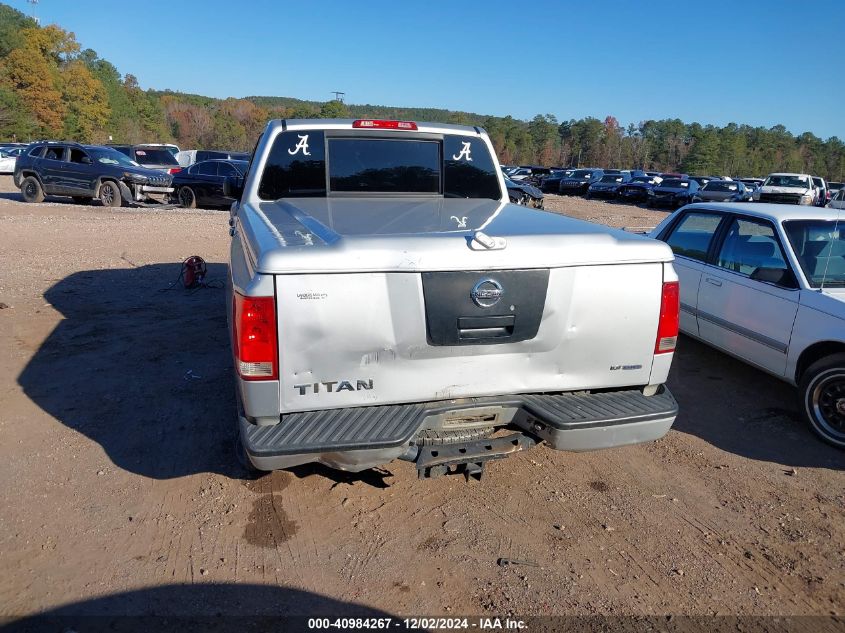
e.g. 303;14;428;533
237;197;673;274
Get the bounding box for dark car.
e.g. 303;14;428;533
646;177;700;208
828;181;844;196
615;175;661;204
691;179;752;203
13;141;173;207
504;175;544;208
538;168;574;193
558;168;604;195
108;144;183;174
171;159;250;208
585;173;630;200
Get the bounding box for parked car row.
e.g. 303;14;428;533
502;162;839;210
11;140;250;208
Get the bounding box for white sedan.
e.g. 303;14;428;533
652;202;845;448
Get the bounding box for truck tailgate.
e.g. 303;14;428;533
276;262;663;413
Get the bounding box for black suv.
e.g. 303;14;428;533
13;141;173;207
558;168;605;195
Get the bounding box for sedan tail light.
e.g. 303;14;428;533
168;167;182;174
655;281;679;354
233;293;278;380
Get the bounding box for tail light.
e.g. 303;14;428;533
655;281;679;354
168;167;182;174
233;293;278;380
352;119;418;130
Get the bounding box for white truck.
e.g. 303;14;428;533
754;173;818;205
226;118;680;478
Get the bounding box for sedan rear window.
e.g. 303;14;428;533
703;182;739;192
664;212;723;262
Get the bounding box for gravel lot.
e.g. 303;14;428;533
0;177;842;622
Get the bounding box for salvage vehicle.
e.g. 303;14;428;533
692;180;753;203
504;175;544;208
172;159;249;208
616;176;661;204
558;168;605;195
754;173;817;205
647;177;700;208
538;168;574;193
829;189;845;210
108;144;183;174
652;202;845;448
13;141;173;207
226;118;680;477
586;173;630;200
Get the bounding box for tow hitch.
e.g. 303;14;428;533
415;432;537;481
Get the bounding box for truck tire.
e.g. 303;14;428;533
177;186;197;209
99;180;122;207
21;176;44;203
798;353;845;449
415;427;494;446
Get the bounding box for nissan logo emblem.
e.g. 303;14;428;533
471;278;503;308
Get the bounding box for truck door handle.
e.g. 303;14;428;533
458;316;515;340
704;277;722;287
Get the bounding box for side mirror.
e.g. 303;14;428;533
81;156;92;165
223;175;244;201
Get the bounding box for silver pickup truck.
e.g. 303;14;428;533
226;118;680;478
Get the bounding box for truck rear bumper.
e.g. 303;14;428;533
240;386;678;472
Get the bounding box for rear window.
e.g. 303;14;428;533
134;148;179;166
661;179;688;188
703;181;738;192
664;212;723;262
598;175;623;183
257;130;501;200
329;138;440;193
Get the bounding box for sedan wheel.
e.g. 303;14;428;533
799;354;845;448
178;186;197;209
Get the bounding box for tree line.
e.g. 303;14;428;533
0;3;842;181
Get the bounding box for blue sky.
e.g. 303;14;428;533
9;0;845;138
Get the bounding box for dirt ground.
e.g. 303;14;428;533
0;178;843;623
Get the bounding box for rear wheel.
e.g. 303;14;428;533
178;186;197;209
799;354;845;449
99;181;122;207
21;176;44;203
